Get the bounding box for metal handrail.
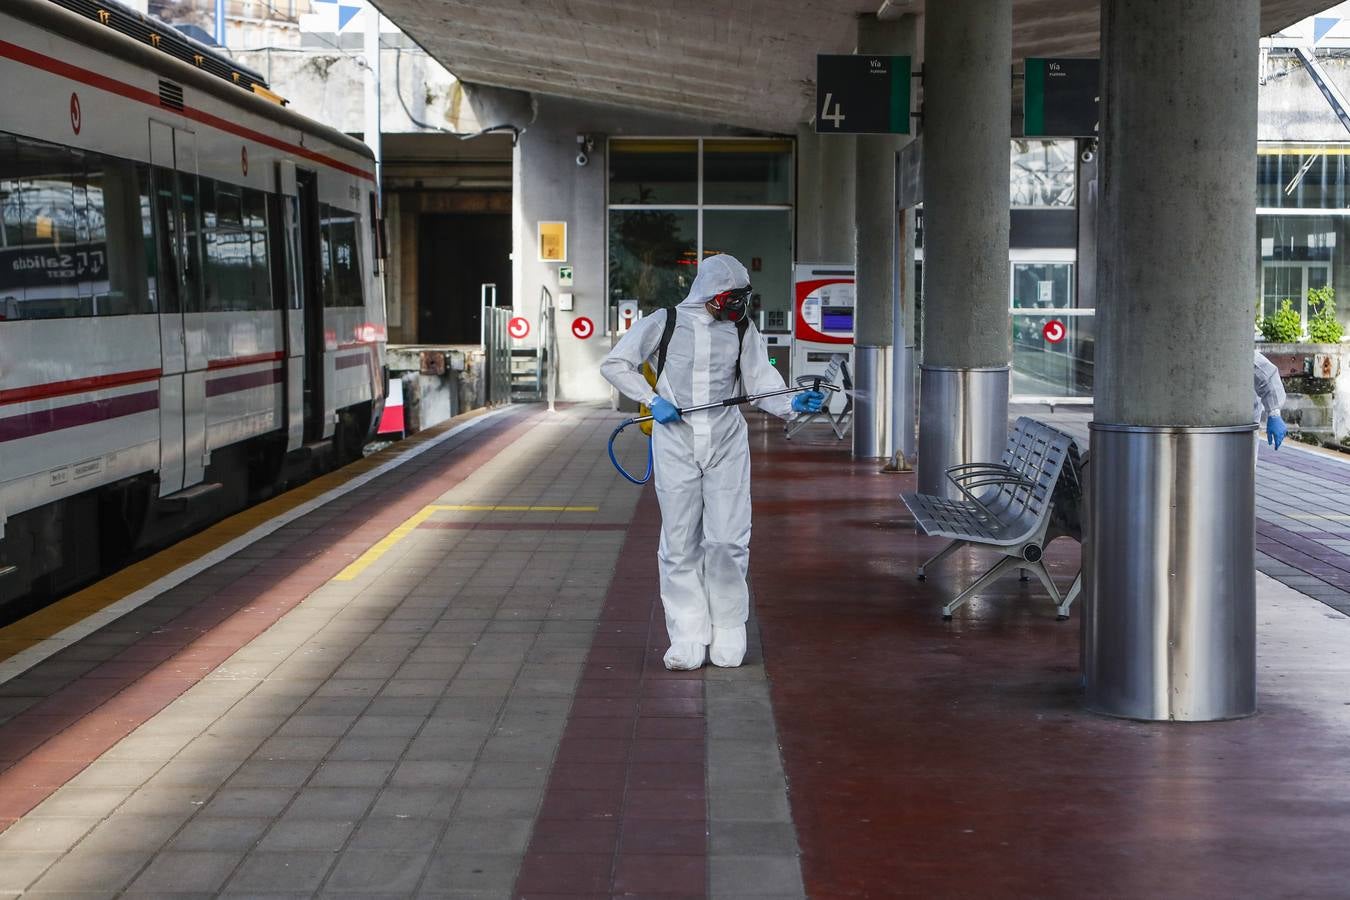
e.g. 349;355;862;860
539;285;558;412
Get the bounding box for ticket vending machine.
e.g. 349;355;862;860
792;264;854;413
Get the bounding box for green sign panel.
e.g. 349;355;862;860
815;55;911;135
1024;57;1099;138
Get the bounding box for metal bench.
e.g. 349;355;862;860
784;355;852;441
900;417;1085;620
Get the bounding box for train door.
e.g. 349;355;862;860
295;170;327;442
276;162;305;452
149;121;207;495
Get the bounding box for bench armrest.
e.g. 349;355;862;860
945;466;1037;517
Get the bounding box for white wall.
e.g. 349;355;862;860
513;97;760;401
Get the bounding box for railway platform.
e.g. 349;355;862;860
0;403;1347;898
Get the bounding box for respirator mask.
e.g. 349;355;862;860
707;285;752;323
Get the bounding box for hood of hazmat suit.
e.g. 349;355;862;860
600;254;794;669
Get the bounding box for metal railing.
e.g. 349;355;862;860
539;285;559;412
480;283;512;407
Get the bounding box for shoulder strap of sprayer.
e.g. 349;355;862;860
655;307;678;379
654;308;750;384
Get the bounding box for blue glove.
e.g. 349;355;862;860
649;396;681;424
792;390;825;414
1267;414;1287;450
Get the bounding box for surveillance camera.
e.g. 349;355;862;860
576;151;589;167
1080;142;1097;164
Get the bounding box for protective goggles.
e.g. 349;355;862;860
707;285;753;322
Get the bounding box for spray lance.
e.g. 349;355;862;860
607;376;841;485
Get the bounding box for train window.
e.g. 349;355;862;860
200;177;273;312
0;132;154;320
178;172;204;313
321;204;363;308
319;203;336;307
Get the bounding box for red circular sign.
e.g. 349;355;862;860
69;92;81;134
1042;319;1067;344
508;317;530;339
571;316;595;340
241;146;248;176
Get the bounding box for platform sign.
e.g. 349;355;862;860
508;317;530;340
1042;319;1067;344
537;221;567;262
815;55;911;134
1023;58;1099;137
571;316;594;340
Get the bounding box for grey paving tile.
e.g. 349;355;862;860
419;852;520;893
285;787;379;820
464;762;550;790
169;816;271;852
368;788;461;821
27;788;133;820
0;852;60;892
227;760;318;788
709;821;801;856
348;817;444;852
709;854;806;897
226;850;334;893
24;849;149;894
0;818;100;853
75;815;184;854
324;850;430;894
127;850;244;893
453;788;541;819
326;736;413;761
389;760;474;789
309;760;396;788
437;818;532;854
257;818;355;852
200;787;297;819
708;790;794;824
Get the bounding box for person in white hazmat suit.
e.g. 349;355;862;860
600;255;824;670
1255;350;1288;451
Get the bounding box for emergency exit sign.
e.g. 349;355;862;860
815;55;911;134
1023;58;1099;137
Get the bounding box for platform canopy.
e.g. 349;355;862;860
370;0;1328;133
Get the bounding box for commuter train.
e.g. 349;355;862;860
0;0;387;614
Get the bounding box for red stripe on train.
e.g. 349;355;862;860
0;40;374;183
0;368;162;406
0;389;159;443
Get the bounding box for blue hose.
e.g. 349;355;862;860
608;419;654;485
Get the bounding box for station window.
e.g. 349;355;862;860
608;137;793;323
1011;140;1076;208
0;132;155;321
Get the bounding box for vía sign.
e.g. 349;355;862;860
1023;57;1100;138
815;55;912;135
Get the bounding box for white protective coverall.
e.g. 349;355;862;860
600;255;796;669
1253;350;1287;424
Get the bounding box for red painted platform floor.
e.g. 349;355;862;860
743;416;1350;899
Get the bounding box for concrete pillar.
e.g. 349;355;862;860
852;14;917;459
795;125;855;265
916;0;1012;496
1085;0;1260;722
890;205;918;467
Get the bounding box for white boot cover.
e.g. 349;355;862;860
709;625;747;668
663;641;707;671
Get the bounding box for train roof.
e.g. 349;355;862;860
49;0;271;94
10;0;375;165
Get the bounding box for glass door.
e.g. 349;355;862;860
1009;261;1093;401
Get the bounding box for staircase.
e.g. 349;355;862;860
510;348;543;402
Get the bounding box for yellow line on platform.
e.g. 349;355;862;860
330;503;601;581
